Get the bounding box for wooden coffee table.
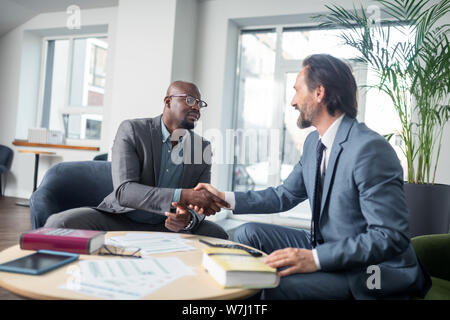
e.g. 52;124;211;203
0;231;262;300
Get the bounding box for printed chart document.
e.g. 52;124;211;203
60;232;198;299
60;257;195;299
106;232;196;255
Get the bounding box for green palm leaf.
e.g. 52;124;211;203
315;0;450;183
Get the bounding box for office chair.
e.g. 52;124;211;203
30;161;113;229
0;145;13;197
93;153;108;161
412;234;450;299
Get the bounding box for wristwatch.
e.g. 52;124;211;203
183;213;195;230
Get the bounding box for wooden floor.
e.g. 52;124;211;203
0;196;32;300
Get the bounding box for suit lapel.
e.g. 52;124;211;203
150;115;163;186
320;115;355;214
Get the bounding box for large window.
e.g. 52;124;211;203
38;35;108;141
231;25;410;226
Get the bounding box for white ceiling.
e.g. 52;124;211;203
0;0;118;37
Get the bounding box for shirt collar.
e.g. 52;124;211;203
161;117;186;144
319;113;345;150
161;117;171;143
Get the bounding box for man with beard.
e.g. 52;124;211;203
45;81;230;238
182;55;431;299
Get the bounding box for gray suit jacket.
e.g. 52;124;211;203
97;115;212;220
234;115;431;299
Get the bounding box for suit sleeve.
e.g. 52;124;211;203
316;138;410;271
112;120;174;215
233;153;308;214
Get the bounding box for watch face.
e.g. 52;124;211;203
184;215;194;230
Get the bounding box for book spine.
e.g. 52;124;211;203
20;234;89;254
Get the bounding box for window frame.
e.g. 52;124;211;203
36;33;108;145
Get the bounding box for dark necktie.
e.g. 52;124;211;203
311;140;326;248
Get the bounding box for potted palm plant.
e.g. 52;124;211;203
315;0;450;237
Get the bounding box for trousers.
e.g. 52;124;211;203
44;207;228;239
233;222;353;300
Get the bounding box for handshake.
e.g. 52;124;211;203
164;183;229;232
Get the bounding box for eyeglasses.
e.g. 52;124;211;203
168;94;208;109
98;244;142;258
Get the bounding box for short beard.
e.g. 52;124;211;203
180;119;195;130
297;103;319;129
297;113;313;129
297;117;312;129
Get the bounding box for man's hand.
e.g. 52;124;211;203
194;183;225;199
264;248;318;276
188;183;226;214
164;203;192;232
180;188;229;216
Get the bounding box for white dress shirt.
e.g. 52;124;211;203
225;114;345;270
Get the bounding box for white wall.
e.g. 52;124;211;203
433;12;450;185
171;0;198;83
435;125;450;185
105;0;177;147
15;31;42;140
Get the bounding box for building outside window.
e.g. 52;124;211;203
38;35;108;142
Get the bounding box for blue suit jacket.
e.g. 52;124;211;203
234;115;430;299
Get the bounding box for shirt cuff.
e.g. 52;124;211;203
173;188;182;203
312;249;321;270
224;192;236;210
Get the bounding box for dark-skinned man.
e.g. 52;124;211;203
45;81;230;238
